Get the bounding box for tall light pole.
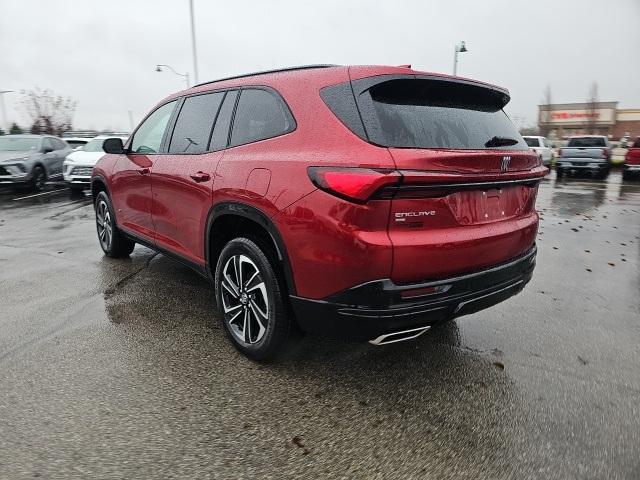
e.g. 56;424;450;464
0;90;13;134
127;110;135;132
453;41;468;76
189;0;199;84
155;64;191;88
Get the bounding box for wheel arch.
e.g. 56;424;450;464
91;175;110;202
205;202;296;296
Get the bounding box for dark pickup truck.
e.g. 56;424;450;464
557;136;611;178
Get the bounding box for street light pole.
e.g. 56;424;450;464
189;0;199;84
155;64;190;88
453;41;468;76
0;90;13;134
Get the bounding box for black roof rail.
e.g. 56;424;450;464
192;64;339;88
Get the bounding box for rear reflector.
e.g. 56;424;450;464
400;284;451;299
308;167;401;203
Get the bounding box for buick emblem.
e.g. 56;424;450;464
501;156;511;172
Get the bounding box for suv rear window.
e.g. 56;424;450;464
524;137;540;147
322;77;527;151
567;137;606;147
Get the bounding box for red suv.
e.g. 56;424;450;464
93;65;547;359
623;137;640;180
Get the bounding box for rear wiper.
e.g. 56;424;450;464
485;136;519;148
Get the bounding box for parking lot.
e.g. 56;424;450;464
0;172;639;479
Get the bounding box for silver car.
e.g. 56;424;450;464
0;134;72;191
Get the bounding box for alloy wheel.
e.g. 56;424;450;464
221;254;269;345
96;200;113;251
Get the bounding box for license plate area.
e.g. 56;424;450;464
448;186;531;225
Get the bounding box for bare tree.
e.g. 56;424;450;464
20;88;77;136
539;84;552;137
586;82;598;135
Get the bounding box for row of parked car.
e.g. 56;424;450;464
0;133;128;192
0;130;638;194
523;134;640;180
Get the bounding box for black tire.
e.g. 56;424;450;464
622;170;631;181
215;237;290;361
70;184;86;193
95;191;135;258
556;167;564;178
30;165;47;192
599;168;610;179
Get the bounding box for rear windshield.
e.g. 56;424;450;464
567;137;606;147
524;137;540;147
351;78;526;150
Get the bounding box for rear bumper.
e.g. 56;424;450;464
557;159;608;170
290;246;536;341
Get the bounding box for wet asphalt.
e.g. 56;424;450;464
0;171;639;480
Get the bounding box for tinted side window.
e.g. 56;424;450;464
53;138;67;150
42;138;54;151
169;92;224;154
230;89;294;147
131;101;177;154
209;90;238;151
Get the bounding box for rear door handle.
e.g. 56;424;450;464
137;167;150;175
190;171;210;183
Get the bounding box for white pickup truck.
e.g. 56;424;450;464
557;136;611;178
523;136;554;166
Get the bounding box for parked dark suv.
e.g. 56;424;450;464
93;65;547;359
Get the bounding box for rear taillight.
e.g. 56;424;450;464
307;167;401;203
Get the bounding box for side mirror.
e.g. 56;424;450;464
42;147;54;154
103;138;126;154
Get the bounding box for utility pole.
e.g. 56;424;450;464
453;41;468;76
189;0;199;84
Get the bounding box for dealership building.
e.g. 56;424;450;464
538;102;640;140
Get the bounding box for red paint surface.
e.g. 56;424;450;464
96;65;545;300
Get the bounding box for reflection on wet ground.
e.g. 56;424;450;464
0;171;639;478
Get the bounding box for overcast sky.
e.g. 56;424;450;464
1;0;638;132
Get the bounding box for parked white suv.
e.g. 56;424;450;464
63;136;128;192
523;136;554;166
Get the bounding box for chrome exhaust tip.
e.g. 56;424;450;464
369;325;431;346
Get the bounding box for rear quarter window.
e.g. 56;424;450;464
229;89;295;147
